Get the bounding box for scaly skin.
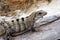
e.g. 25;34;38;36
0;10;47;36
0;10;47;40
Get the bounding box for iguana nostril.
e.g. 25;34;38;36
21;17;24;21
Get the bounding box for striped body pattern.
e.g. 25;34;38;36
0;10;47;37
0;10;47;40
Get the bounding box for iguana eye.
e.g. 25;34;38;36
39;12;42;15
